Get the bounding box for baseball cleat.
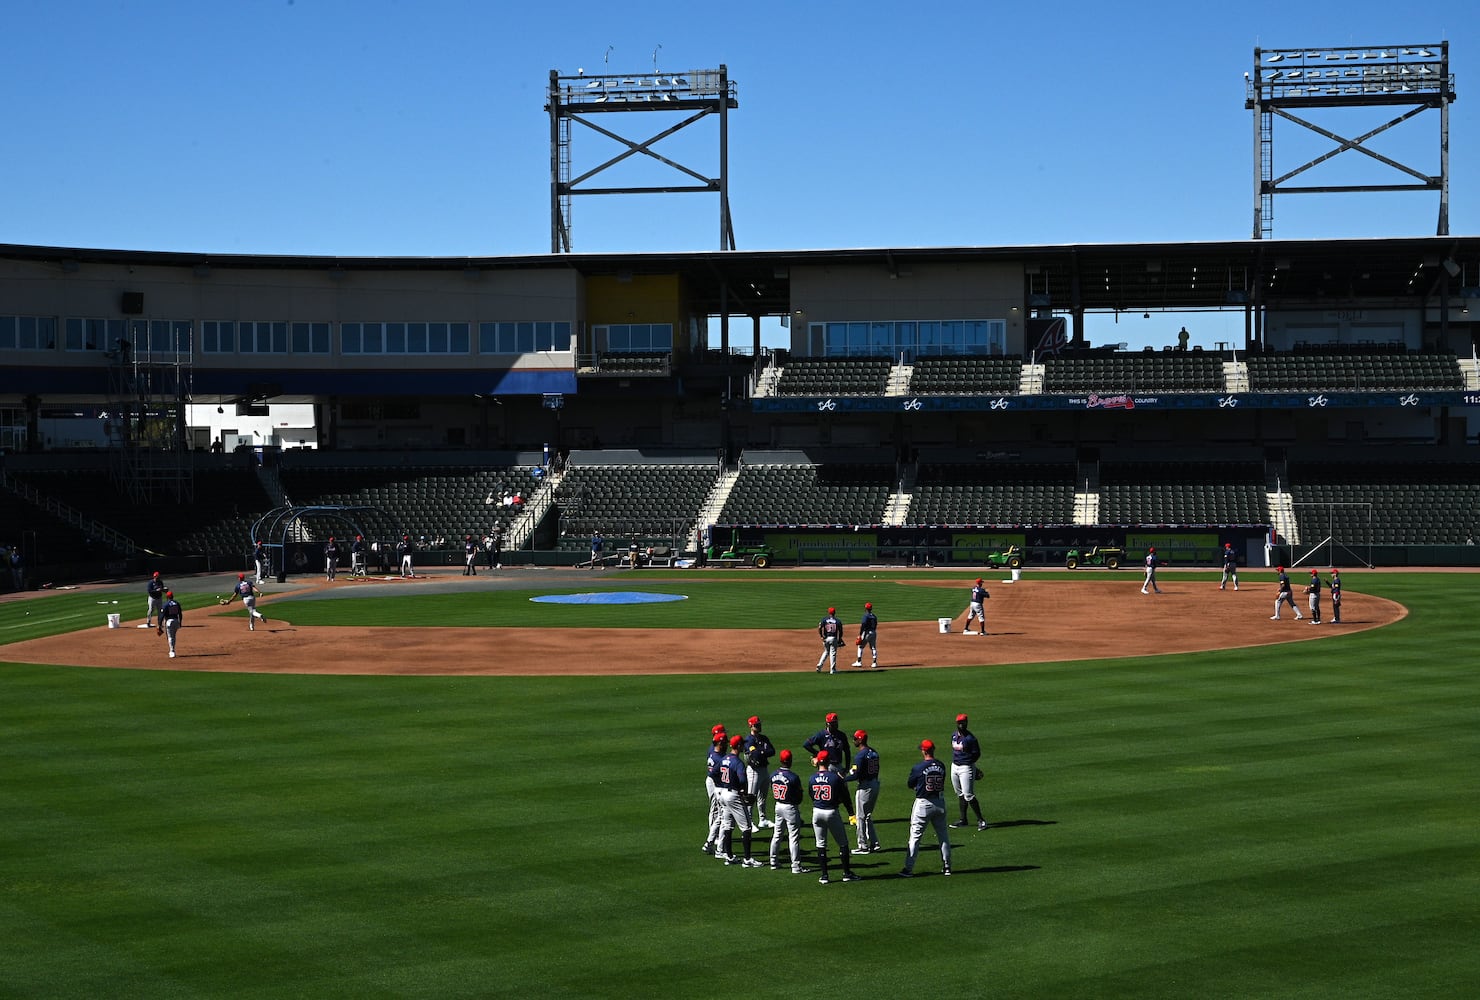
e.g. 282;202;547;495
701;842;714;854
854;846;870;854
818;875;830;884
942;866;952;876
168;651;176;658
949;821;968;828
978;821;989;831
1270;615;1281;620
898;870;914;878
841;872;860;882
792;865;804;874
770;861;778;870
742;858;764;868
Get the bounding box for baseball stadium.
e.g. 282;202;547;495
3;47;1479;998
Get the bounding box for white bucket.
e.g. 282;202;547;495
938;617;952;634
106;613;121;628
1012;567;1022;582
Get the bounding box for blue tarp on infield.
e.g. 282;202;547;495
531;592;688;605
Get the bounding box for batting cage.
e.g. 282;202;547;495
249;504;402;581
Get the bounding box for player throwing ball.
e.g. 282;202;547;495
220;573;268;630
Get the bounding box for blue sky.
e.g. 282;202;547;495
3;0;1473;351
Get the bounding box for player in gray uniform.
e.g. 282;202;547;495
1141;546;1162;594
768;749;805;873
350;535;367;578
1330;568;1343;623
846;729;881;853
711;735;763;867
1271;566;1302;620
949;713;988;830
463;535;480;576
900;738;952;877
964;578;989;635
1305;568;1323;624
701;725;728;856
851;601;879;668
221;573;268;630
157;590;183;659
1219;542;1239;590
815;607;843;673
324;537;339;581
145;571;166;628
742;716;777;828
253;540;269;584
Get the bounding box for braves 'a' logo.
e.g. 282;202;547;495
1217;395;1239;408
902;397;923;410
989;397;1010;410
817;398;837;411
1399;393;1419;406
1307;394;1329;407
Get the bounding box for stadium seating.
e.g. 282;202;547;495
1043;354;1224;394
1099;461;1267;525
1245;353;1463;393
773;359;892;396
908;357;1024;395
908;462;1075;524
1287;460;1480;545
719;463;894;525
551;463;719;552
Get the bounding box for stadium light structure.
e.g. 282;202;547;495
544;65;739;253
1246;42;1455;239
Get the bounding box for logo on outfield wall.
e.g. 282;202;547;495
989;397;1011;410
1307;394;1329;407
1399;394;1419;406
817;398;837;411
1217;396;1239;407
902;398;923;410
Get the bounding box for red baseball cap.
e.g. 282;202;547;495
816;750;829;763
747;716;761;727
919;739;934;751
164;590;173;598
956;713;969;723
976;577;983;584
238;573;245;579
1149;546;1156;552
152;571;160;578
1311;568;1319;574
853;729;867;742
825;712;838;723
712;723;726;734
864;602;872;609
780;749;792;763
729;735;743;749
828;607;836;614
1277;566;1285;573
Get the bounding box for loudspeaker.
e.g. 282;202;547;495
120;292;144;315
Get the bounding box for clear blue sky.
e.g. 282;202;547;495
3;1;1473;351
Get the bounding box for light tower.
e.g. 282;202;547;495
1247;42;1456;239
545;65;738;252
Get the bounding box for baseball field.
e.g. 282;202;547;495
1;567;1476;998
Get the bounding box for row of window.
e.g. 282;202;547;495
0;316;577;357
811;319;1008;359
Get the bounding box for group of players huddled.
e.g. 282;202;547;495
702;710;989;883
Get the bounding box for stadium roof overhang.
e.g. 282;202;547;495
5;235;1478;317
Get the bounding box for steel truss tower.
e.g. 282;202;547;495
1247;42;1456;239
545;65;738;252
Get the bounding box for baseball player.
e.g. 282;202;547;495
807;751;858;884
815;607;843;673
900;739;952;878
398;535;415;578
742;716;777;828
1220;543;1239;590
589;531;604;569
1330;568;1342;623
963;578;989;635
845;729;881;853
323;536;339;581
1305;568;1323;624
463;535;479;576
949;713;988;830
350;535;367;577
701;725;727;856
804;712;849;771
1271;566;1302;620
710;734;763;867
220;572;268;630
144;570;166;628
768;749;806;873
158;589;183;659
253;540;269;584
852;601;879;668
1141;546;1162;594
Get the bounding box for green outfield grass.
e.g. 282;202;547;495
1;572;1477;998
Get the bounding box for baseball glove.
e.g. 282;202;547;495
741;793;756;807
973;767;984;780
218;599;229;606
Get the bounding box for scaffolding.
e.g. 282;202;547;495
104;318;194;505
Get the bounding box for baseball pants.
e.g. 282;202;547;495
147;595;162;626
854;780;879;850
816;640;839;672
746;766;772;825
811;807;849;856
854;631;877;665
965;602;986;632
951;762;979;802
1308;594;1321;621
769;802;803;869
705;778;724;846
903;797;952;873
1274;593;1300;618
243;595;265;629
717;788;752;834
163;619;180;657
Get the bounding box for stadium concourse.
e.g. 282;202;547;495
0;565;1403;676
